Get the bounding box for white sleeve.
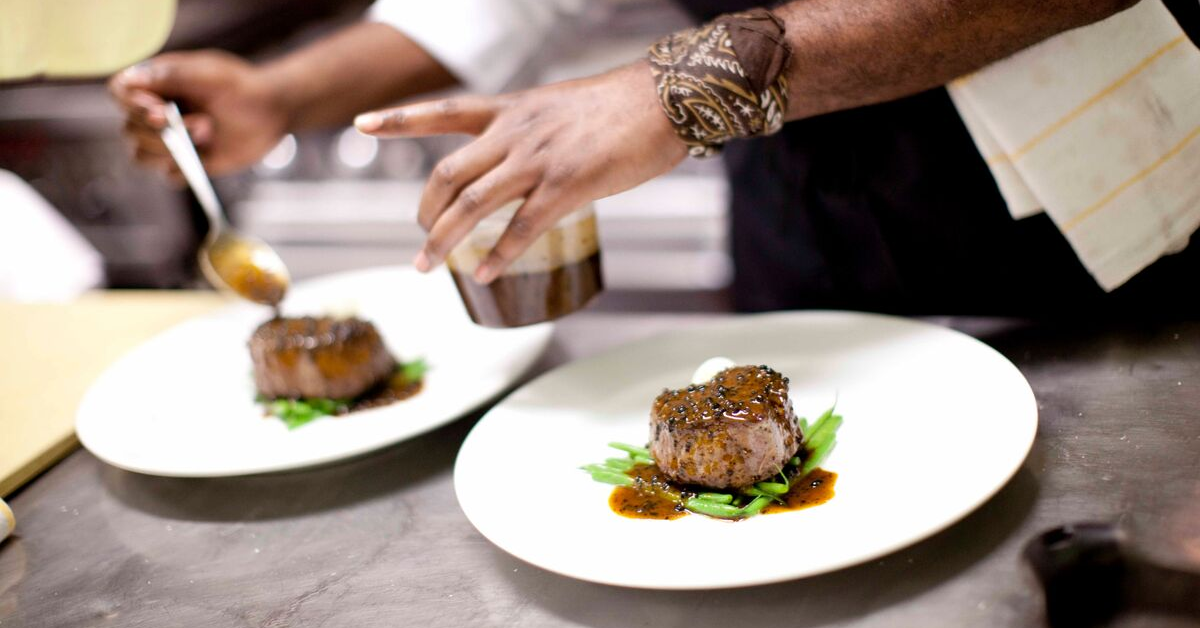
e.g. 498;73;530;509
369;0;585;94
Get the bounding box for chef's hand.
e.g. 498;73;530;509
108;50;288;180
355;62;688;284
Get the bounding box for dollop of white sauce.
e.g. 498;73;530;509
690;356;736;385
322;298;361;319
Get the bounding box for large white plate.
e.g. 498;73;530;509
77;266;553;477
454;311;1037;589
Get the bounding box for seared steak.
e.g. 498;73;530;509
649;365;800;489
250;316;395;400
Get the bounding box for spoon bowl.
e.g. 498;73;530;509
159;101;290;306
199;229;290;307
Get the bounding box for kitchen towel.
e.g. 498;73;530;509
948;0;1200;291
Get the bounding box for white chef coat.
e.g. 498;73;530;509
369;0;585;94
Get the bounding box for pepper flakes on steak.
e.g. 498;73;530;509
649;365;800;489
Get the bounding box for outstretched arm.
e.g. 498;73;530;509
356;0;1139;283
773;0;1135;120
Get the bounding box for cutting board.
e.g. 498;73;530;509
0;291;225;497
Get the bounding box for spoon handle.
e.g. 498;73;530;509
159;101;225;232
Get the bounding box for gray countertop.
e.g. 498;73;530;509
2;313;1199;627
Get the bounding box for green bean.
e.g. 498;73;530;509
582;463;634;476
400;357;428;382
603;457;635;471
755;482;789;495
805;414;843;454
608;442;650;457
800;439;837;478
587;470;634;486
806;406;836;438
695;493;733;504
630;453;655;465
741;495;772;516
741;487;785;504
798;418;810;434
789;456;802;467
684;499;744;518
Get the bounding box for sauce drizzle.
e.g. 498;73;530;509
346;372;423;412
608;462;837;521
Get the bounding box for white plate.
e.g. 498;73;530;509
77;266;553;477
454;311;1037;589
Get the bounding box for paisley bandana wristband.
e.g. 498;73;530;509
648;8;792;158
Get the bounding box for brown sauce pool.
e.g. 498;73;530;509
761;469;837;514
609;463;690;520
609;463;837;521
262;370;423;421
346;371;423;412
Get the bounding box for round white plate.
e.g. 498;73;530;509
454;311;1037;589
77;266;553;477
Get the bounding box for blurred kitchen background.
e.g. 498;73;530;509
0;0;731;310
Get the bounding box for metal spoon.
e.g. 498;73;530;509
158;101;289;306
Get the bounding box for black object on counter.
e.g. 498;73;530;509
1025;522;1200;627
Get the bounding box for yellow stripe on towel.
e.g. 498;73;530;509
1064;123;1200;231
986;35;1187;166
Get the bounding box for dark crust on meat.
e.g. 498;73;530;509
649;365;799;489
250;316;396;400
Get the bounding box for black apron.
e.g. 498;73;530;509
675;0;1200;315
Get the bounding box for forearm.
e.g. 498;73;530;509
775;0;1138;119
260;21;458;131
